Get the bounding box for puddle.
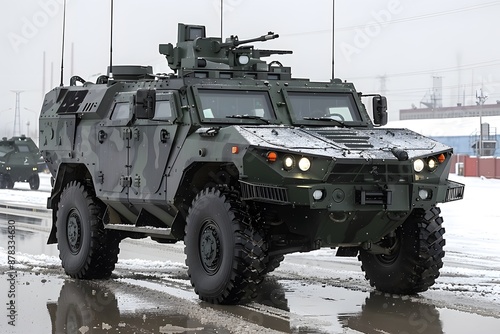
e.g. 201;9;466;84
0;214;58;257
0;272;227;333
280;280;500;333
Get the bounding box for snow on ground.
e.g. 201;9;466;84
1;172;499;306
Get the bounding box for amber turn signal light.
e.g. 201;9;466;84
266;151;277;162
437;153;446;163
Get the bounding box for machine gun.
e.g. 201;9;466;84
160;24;292;77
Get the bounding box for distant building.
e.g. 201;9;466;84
399;102;500;120
389;115;500;157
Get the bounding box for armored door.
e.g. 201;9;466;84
127;91;179;202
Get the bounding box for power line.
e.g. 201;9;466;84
344;59;500;81
282;1;500;37
336;1;500;32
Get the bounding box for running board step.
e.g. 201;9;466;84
105;224;175;239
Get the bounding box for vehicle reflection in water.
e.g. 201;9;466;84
47;280;225;334
339;291;443;334
201;277;291;333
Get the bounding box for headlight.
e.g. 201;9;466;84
413;159;425;173
298;157;311;172
427;157;438;171
283;155;295;170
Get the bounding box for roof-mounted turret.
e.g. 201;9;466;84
159;23;292;79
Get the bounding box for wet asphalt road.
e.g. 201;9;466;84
1;210;500;334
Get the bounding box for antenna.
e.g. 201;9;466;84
109;0;114;80
331;0;335;80
220;0;223;39
42;51;46;98
59;0;67;86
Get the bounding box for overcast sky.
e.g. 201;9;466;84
1;0;499;140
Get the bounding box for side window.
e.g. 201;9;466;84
153;100;173;120
111;102;130;120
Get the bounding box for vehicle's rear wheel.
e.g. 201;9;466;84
358;207;445;294
184;188;267;304
29;173;40;190
56;181;120;279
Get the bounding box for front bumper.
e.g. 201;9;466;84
240;179;464;246
241;179;464;211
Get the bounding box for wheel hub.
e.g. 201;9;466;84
199;221;221;274
376;232;401;264
67;209;82;254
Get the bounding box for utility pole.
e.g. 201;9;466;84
11;90;24;136
476;87;488;156
377;75;387;96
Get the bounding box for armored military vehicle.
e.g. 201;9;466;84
0;135;42;190
39;23;464;304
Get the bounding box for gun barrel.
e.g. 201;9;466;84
221;32;279;48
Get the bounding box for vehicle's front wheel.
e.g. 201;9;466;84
263;255;285;275
56;181;120;279
358;207;445;294
184;188;267;304
3;175;14;189
29;173;40;190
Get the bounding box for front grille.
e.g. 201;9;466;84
445;181;465;202
240;181;289;204
327;163;412;184
314;129;373;149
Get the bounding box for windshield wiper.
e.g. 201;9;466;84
226;115;271;124
303;117;345;127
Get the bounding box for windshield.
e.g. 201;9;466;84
287;92;361;124
17;145;30;153
198;89;275;122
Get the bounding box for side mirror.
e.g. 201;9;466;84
135;89;156;119
373;96;388;126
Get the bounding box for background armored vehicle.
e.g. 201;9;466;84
0;135;42;190
39;23;464;304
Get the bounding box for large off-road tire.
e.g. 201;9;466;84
263;255;285;275
56;181;120;279
184;188;267;304
29;173;40;190
358;207;445;294
3;175;14;189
